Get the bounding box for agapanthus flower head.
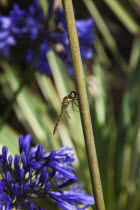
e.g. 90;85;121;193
9;1;43;39
0;134;94;210
0;0;94;75
0;16;16;57
49;6;94;74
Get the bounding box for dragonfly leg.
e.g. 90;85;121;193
73;100;79;107
65;109;71;119
72;100;79;112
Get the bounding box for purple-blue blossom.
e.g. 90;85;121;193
9;2;43;39
0;0;94;75
49;7;94;74
0;134;95;210
0;16;16;57
0;180;11;209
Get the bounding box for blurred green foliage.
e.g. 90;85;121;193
0;0;140;210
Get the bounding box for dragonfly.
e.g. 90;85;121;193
53;91;79;135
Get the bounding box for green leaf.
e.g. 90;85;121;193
104;0;140;34
82;0;128;74
0;124;19;155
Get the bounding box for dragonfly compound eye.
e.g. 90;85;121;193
70;91;77;98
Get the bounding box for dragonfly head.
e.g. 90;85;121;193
69;91;77;99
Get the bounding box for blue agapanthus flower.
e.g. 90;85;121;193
50;7;94;74
0;16;16;57
0;134;94;210
9;2;43;40
0;0;94;75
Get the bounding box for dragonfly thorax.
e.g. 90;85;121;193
63;96;72;106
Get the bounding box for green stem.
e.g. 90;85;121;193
62;0;106;209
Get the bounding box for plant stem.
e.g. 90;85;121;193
62;0;106;209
